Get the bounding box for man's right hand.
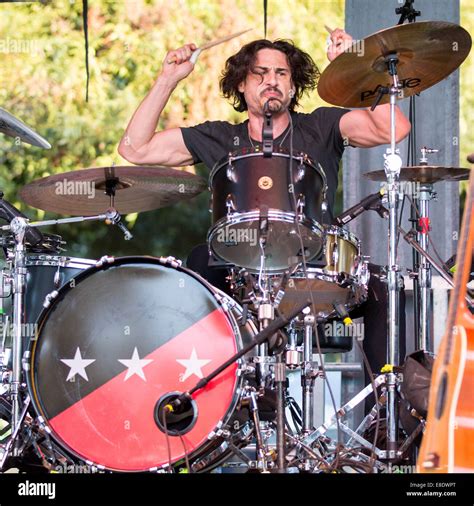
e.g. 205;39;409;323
161;43;197;83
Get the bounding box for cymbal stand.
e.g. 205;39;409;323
381;54;403;461
8;217;27;454
415;175;436;353
301;310;318;435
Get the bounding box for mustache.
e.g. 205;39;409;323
261;87;283;97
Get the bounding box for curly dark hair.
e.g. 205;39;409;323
220;39;320;113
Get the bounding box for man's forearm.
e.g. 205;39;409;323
119;76;177;153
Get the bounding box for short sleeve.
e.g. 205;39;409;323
180;121;235;169
309;107;351;155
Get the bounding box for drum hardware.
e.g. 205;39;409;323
399;226;474;308
316;17;471;464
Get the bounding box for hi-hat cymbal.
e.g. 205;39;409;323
364;166;471;184
318;21;472;108
19;166;206;216
0;107;51;149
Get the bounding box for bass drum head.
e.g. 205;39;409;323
28;257;244;472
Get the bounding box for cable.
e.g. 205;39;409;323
161;409;173;473
178;433;191;473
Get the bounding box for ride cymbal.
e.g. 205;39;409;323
19;166;206;216
318;21;472;108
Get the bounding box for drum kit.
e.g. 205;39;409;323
0;20;472;474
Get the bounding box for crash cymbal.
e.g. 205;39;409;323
0;107;51;149
364;166;471;184
318;21;472;108
19;166;206;216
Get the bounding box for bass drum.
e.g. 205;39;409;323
27;256;257;472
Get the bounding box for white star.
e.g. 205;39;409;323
176;347;212;382
60;348;96;382
118;347;153;381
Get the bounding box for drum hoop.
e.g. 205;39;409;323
25;255;96;268
208;210;325;241
27;255;252;472
209;148;327;188
324;225;360;249
286;268;359;285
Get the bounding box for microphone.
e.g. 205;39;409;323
258;205;269;247
0;193;43;246
334;190;386;226
467;153;474;164
262;100;274;157
105;208;133;240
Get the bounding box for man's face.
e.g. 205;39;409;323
238;48;293;116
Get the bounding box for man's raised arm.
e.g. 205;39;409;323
118;43;197;167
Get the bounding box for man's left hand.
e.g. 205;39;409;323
327;28;353;62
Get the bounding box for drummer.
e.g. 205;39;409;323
118;30;411;383
118;30;410;208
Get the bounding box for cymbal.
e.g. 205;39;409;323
364;166;471;184
318;21;472;108
19;166;207;216
0;107;51;149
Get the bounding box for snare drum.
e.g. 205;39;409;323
208;148;328;273
276;226;369;319
27;256;257;472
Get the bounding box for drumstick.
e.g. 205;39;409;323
167;29;253;64
324;24;334;34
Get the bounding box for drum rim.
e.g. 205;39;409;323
207;211;325;273
324;224;361;248
24;254;97;268
27;255;253;472
208;147;327;188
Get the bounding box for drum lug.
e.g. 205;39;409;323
22;351;30;372
226;162;237;183
296;194;305;215
43;290;59;308
294;162;305;183
159;256;182;268
95;255;115;268
225;194;236;214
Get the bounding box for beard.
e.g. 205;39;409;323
264;97;284;114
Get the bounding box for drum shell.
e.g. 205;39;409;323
276;227;366;320
0;255;95;358
210;151;326;224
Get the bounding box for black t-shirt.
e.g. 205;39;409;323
180;106;350;217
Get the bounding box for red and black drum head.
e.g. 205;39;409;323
28;257;244;472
